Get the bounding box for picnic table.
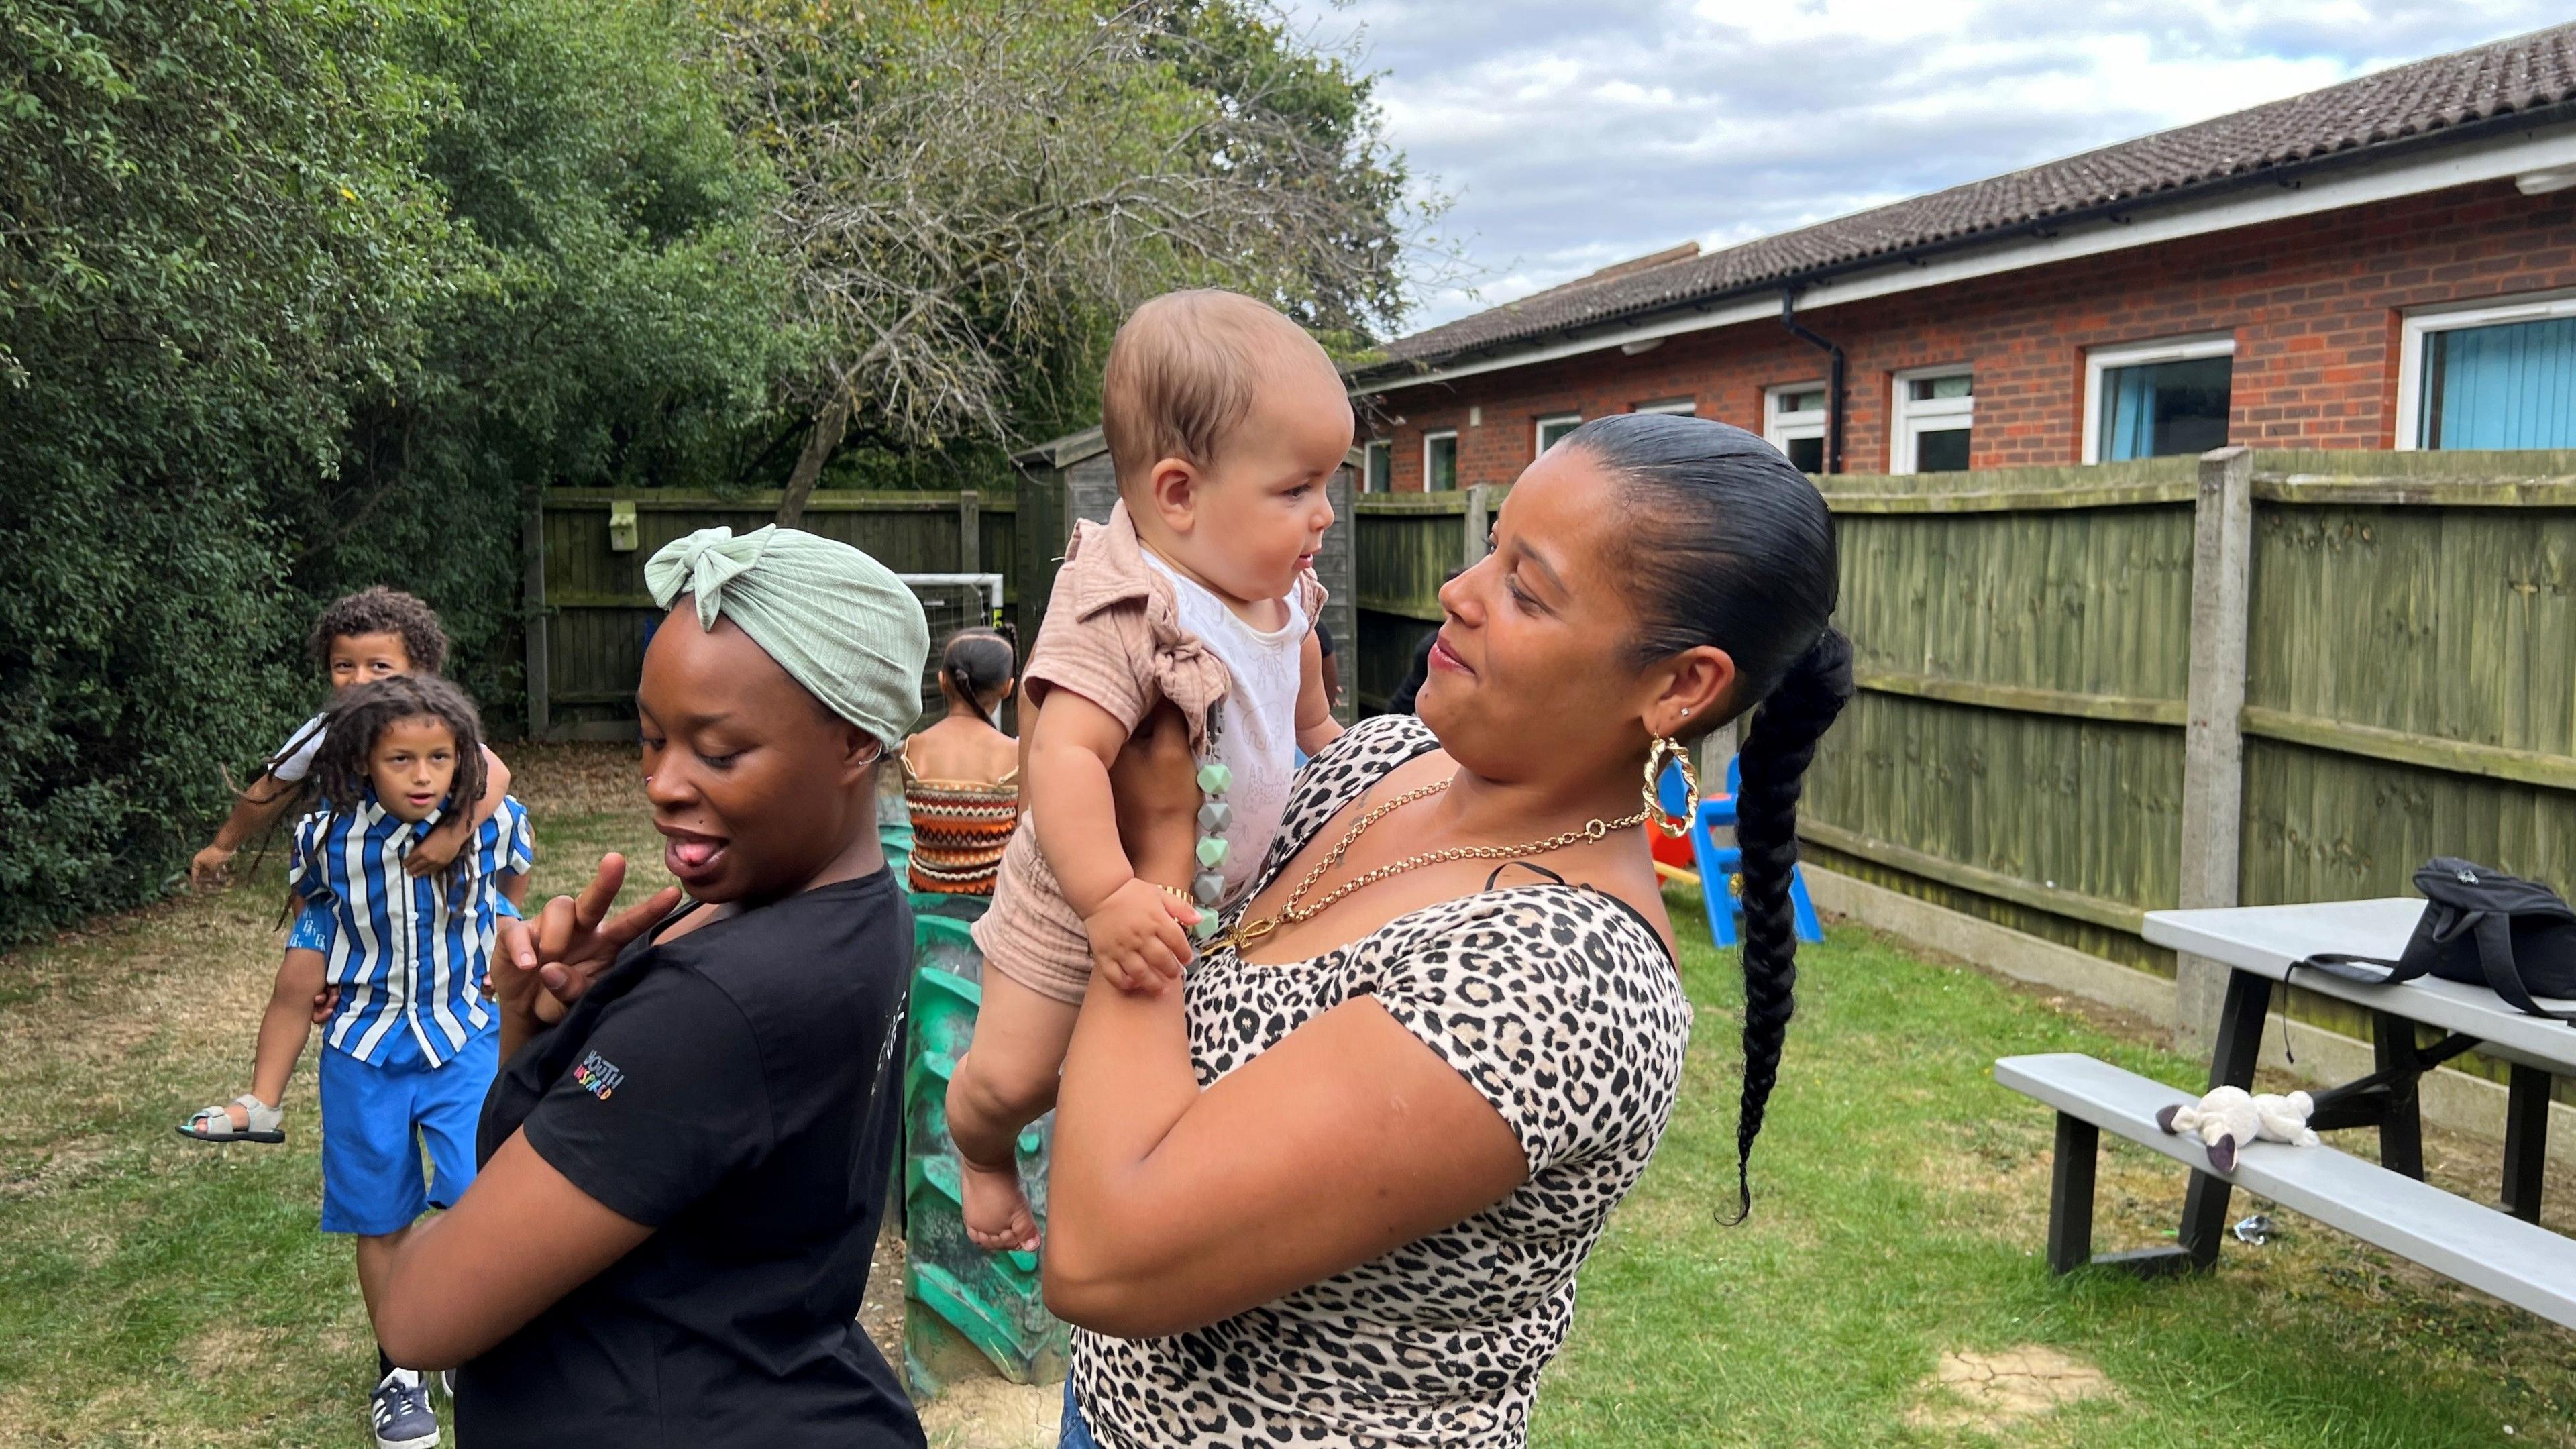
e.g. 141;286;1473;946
2147;899;2573;1228
1997;898;2576;1330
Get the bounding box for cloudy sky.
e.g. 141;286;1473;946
1278;2;2573;333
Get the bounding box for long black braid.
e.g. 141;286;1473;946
1566;411;1855;1224
1723;629;1853;1222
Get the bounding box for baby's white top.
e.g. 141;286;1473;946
1141;555;1307;904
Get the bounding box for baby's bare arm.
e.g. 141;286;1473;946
1030;688;1195;988
1294;629;1342;756
1027;689;1141;919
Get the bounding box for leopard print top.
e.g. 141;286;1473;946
1069;714;1695;1448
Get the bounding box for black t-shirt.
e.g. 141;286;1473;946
457;871;924;1449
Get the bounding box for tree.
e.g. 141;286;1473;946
276;0;795;718
0;0;449;943
0;0;790;941
702;0;1430;521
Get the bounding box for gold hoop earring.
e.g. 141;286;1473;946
1644;736;1697;838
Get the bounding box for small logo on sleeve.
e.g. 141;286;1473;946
572;1049;625;1101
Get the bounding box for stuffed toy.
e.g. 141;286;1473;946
2154;1086;2319;1172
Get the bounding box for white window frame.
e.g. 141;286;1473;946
1534;412;1582;455
2394;287;2576;450
1888;366;1974;474
1633;397;1697;417
1764;382;1826;468
1421;429;1459;491
2082;333;2235;464
1362;439;1391;493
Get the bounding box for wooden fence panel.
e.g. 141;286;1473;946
1799;462;2198;971
1803;448;2576;1091
536;490;1015;735
2248;504;2576;758
2238;448;2576;914
1353;494;1471;619
1352;493;1479;713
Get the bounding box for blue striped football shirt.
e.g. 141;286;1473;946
288;794;536;1069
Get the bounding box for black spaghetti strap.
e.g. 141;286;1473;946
1484;861;1569;892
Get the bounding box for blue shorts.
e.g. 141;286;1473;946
287;901;334;955
317;1030;496;1236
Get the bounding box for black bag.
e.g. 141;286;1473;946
2298;858;2576;1020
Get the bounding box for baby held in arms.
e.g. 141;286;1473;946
948;289;1349;1250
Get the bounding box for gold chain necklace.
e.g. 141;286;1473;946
1212;775;1648;954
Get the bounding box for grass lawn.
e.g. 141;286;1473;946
1;743;2571;1446
1534;911;2576;1448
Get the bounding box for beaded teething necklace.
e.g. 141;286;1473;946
1210;775;1649;955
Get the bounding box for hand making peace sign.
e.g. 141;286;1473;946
491;852;684;1057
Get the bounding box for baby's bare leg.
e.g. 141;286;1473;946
947;973;1081;1253
246;947;328;1111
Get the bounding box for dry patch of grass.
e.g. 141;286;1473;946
1908;1346;2118;1435
920;1376;1059;1449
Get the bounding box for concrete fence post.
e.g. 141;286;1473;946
2176;445;2255;1052
957;489;981;577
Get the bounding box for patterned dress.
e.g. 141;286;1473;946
900;744;1018;897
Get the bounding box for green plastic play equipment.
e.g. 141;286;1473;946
900;910;1067;1397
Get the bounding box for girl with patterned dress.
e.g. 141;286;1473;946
900;629;1021;900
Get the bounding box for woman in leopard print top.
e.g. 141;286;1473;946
1042;415;1855;1448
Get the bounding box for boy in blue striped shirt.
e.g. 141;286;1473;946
182;674;531;1449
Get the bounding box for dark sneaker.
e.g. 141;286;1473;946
371;1370;440;1449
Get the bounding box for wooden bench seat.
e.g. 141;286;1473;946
1996;1052;2576;1330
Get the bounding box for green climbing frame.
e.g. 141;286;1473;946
901;910;1069;1397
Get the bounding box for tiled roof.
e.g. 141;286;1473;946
1371;21;2576;372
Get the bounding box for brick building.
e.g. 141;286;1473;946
1348;23;2576;489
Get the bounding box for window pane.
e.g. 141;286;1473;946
1366;443;1390;492
2098;355;2231;460
1915;427;1970;472
1785;435;1824;473
1428;435;1457;490
1909;374;1972;402
1782;388;1827;415
1538;419;1580;451
2422;317;2576;449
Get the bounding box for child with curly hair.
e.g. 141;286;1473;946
180;674;532;1449
190;587;511;889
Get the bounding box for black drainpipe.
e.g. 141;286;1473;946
1778;288;1845;474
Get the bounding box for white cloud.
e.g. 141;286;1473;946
1284;1;2573;329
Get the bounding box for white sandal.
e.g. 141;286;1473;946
177;1094;284;1144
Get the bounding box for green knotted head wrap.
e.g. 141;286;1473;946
645;525;930;744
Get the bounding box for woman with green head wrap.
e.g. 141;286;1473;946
365;526;932;1449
